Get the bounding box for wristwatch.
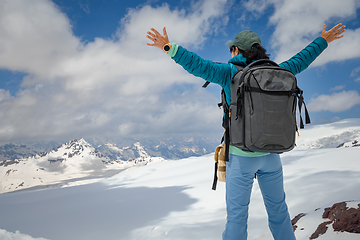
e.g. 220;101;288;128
163;43;171;53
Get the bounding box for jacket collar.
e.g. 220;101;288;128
228;53;247;66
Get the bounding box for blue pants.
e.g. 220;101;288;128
222;153;296;240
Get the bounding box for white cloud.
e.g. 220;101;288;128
307;90;360;112
0;89;11;102
0;228;49;240
243;0;360;66
0;0;80;76
351;66;360;77
351;66;360;82
330;85;345;92
118;1;229;50
0;0;228;143
243;0;270;15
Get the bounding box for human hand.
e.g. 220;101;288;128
146;27;170;50
321;23;346;44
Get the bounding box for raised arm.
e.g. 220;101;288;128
279;23;346;75
146;27;234;88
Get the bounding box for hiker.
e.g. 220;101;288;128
146;23;345;240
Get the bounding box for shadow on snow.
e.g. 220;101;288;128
0;181;197;240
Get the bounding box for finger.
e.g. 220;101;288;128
337;29;346;35
147;31;156;38
146;42;155;46
335;35;344;40
336;34;344;39
146;35;155;42
150;28;162;37
163;27;167;37
335;23;343;28
336;26;346;33
330;23;342;32
148;33;158;39
322;23;327;34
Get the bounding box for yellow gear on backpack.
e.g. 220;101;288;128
214;143;226;182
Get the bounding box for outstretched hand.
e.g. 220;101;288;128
321;23;346;44
146;27;170;50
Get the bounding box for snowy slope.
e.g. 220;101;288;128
295;118;360;149
0;119;360;240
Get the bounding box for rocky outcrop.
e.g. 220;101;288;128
292;213;307;231
304;201;360;239
322;202;360;233
337;139;360;148
309;221;333;239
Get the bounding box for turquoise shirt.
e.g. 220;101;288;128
170;37;328;157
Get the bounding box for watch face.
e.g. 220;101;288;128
164;45;170;51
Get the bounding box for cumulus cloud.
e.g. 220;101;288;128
0;0;228;143
243;0;360;66
0;228;49;240
307;90;360;112
0;0;80;76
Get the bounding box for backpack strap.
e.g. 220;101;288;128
224;64;244;160
212;161;219;190
202;81;210;88
297;87;311;128
212;90;228;191
223;105;230;162
212;64;244;190
212;144;223;190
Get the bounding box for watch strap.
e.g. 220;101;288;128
166;42;179;57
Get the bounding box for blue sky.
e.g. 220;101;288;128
0;0;359;144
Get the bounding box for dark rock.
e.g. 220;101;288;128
291;213;307;231
323;202;347;220
309;221;332;239
310;201;360;239
336;142;345;148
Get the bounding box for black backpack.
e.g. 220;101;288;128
204;59;310;190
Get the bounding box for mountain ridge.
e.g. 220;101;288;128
0;136;219;161
0;138;164;193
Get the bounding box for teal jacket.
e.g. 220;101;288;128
171;37;328;106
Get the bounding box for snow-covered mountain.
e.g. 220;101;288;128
86;136;218;160
0;138;164;193
0;136;218;162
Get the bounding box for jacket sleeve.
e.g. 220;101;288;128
279;37;328;75
171;45;234;88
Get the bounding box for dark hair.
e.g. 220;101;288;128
240;43;270;65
